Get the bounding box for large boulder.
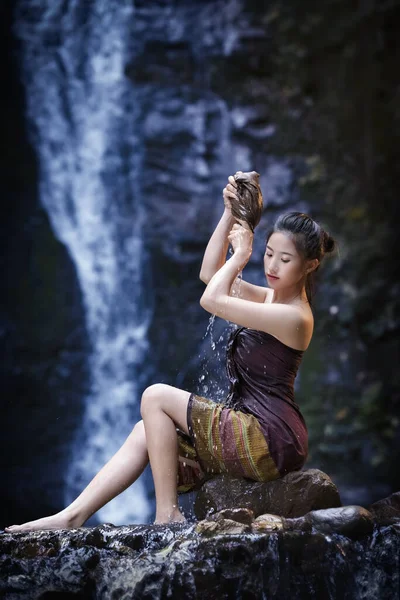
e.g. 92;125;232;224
299;505;375;538
194;468;342;520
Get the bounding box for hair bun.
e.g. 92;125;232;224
322;230;336;254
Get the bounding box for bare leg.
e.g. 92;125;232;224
5;420;149;533
141;383;191;524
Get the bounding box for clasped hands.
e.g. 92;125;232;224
223;173;253;259
228;223;253;259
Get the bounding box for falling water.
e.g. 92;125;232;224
194;240;244;400
205;314;217;352
16;1;152;523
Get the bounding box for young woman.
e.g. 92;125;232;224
5;173;335;531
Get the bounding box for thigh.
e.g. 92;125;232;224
141;383;191;436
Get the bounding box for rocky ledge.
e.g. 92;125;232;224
1;471;400;599
1;504;399;599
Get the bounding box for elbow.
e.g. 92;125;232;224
200;291;223;316
200;291;213;313
199;269;210;284
200;292;208;310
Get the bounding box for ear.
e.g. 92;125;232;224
305;258;319;275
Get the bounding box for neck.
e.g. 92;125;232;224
271;282;308;305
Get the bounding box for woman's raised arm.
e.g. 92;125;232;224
199;179;237;284
199;208;235;284
200;177;268;304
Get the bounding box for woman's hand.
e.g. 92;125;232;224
228;223;253;259
223;175;239;213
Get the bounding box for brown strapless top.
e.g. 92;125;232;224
225;326;308;476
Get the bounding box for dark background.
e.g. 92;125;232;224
1;0;399;527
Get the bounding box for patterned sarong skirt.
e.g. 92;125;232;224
177;393;280;493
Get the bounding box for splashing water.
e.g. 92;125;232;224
194;310;239;403
205;314;217;351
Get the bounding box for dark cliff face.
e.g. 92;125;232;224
126;0;400;494
0;0;399;529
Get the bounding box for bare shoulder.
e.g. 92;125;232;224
205;286;313;351
292;304;314;350
265;290;313;350
261;302;312;351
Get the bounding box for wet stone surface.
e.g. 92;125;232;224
1;510;399;599
194;468;342;520
368;491;400;526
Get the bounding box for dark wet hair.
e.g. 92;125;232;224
267;212;337;305
231;171;263;233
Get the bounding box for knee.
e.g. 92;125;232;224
129;419;146;441
132;419;145;435
140;383;169;418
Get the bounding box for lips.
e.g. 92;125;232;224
267;274;279;280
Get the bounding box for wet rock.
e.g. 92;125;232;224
252;506;376;538
252;514;284;532
1;518;399;599
196;518;250;536
282;516;313;533
369;492;400;525
0;523;186;559
194;469;342;520
209;507;255;525
304;506;375;538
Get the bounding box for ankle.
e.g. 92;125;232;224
154;504;185;524
61;506;86;528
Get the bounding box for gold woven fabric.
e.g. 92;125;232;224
176;393;280;493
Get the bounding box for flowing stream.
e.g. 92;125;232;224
16;1;152;524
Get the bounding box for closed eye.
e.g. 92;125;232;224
265;252;290;263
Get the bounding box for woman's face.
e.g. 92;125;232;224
264;232;306;289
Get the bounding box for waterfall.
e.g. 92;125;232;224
16;1;152;524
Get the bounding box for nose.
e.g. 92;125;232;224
268;258;279;275
269;265;278;275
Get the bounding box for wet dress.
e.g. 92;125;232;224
176;326;308;492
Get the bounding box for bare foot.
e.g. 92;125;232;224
154;506;186;524
4;509;83;533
